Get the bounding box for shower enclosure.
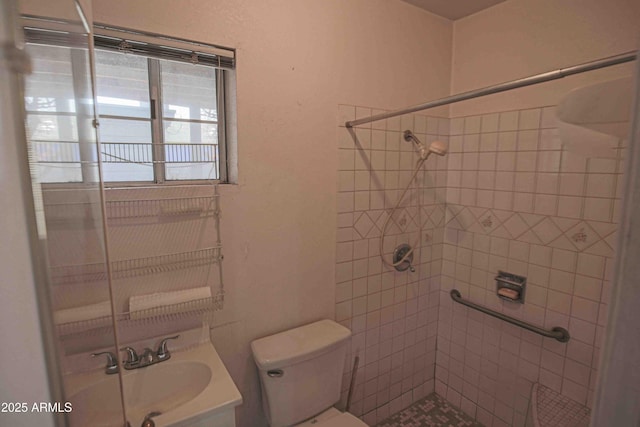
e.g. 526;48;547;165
336;53;639;426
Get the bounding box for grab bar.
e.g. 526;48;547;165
450;289;570;343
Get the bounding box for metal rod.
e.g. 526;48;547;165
345;355;359;412
450;289;570;343
346;51;637;128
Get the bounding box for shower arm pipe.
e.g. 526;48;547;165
345;51;637;128
450;289;570;343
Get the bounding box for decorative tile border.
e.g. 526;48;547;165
444;205;616;257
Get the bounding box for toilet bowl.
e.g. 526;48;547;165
251;319;368;427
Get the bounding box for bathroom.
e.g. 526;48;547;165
1;0;639;426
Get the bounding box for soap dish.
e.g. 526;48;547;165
495;271;526;303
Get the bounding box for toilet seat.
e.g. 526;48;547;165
295;408;368;427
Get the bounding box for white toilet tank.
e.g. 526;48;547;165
251;319;351;427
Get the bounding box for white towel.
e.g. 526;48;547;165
54;301;112;325
129;286;212;319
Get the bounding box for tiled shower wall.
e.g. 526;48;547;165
336;105;449;425
336;105;622;427
436;107;622;427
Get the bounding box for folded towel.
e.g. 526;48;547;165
129;286;212;319
54;300;112;325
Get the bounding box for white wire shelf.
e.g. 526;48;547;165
31;141;218;164
56;293;224;336
50;246;222;286
107;196;219;218
43;195;219;223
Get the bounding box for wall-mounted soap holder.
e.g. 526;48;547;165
495;271;526;304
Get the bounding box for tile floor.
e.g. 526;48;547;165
376;393;483;427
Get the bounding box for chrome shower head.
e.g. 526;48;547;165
404;130;448;160
428;140;448;156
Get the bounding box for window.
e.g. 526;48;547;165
24;24;235;185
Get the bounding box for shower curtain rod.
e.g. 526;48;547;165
345;51;637;128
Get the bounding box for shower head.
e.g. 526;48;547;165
403;130;448;160
428;140;448;156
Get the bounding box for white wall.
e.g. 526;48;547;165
450;0;640;116
92;1;453;426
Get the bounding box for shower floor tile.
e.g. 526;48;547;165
376;393;483;427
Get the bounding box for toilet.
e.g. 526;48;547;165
251;319;368;427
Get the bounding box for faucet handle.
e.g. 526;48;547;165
91;351;119;374
141;348;155;364
120;346;140;365
141;411;161;427
156;335;180;361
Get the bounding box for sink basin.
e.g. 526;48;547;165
66;342;242;427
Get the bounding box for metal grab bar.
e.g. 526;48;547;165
450;289;570;343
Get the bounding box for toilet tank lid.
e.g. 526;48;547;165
251;319;351;371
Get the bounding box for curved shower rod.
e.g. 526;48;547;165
346;51;637;128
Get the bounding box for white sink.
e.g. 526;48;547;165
66;342;242;427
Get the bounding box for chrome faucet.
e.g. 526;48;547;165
121;346;140;369
156;335;179;361
92;351;119;375
120;335;180;371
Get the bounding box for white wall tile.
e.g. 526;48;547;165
496;152;517;171
513;192;533;212
481;114;499;133
514;172;535;192
583;198;612;222
551;249;577;273
498;131;517;151
539;129;563;150
537;151;561;172
516;152;537;172
450;118;464;135
573;275;602;301
464;116;481;134
536;173;559;194
534;194;557;216
557;196;583;219
549;269;575;294
499;111;519;131
571;296;599;322
518;109;541;130
576;253;605;279
540;107;557;129
480;132;498;151
559;173;585;196
586;174;616;198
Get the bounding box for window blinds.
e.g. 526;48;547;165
23;19;235;70
93;24;235;69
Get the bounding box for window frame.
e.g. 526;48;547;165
94;53;228;187
24;20;234;188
